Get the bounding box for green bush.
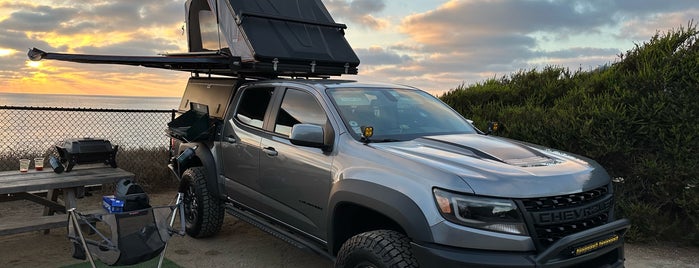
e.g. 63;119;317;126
440;22;699;244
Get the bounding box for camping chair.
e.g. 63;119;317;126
67;193;185;268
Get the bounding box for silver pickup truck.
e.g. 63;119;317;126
27;0;630;265
169;77;630;267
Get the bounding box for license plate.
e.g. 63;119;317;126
571;234;620;256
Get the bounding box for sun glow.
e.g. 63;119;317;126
0;48;15;56
33;32;135;50
26;60;42;68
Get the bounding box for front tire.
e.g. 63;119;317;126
336;230;418;268
182;167;224;238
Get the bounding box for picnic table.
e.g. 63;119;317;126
0;166;134;236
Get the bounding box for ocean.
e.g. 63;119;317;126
0;93;180;110
0;93;182;155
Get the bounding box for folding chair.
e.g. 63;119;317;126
67;193;185;268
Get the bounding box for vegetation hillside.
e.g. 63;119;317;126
440;23;698;244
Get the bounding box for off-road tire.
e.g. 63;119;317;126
336;230;419;268
182;167;224;238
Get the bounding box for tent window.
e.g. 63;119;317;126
199;10;219;51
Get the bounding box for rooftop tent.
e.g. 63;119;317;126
28;0;359;77
186;0;359;72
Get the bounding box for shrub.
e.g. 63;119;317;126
440;22;699;244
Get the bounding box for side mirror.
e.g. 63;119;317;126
290;124;327;149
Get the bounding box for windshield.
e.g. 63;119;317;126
327;87;477;142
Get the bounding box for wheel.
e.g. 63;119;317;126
336;230;419;268
70;242;86;260
181;167;224;238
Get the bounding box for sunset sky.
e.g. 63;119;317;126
0;0;697;97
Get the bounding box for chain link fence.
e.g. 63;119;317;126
0;106;177;190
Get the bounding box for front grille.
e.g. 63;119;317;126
519;186;611;249
534;213;609;247
521;187;608;211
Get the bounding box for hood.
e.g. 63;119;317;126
370;134;609;198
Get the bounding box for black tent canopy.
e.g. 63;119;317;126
29;0;360;77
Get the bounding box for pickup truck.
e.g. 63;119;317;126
168;76;630;267
27;1;630;265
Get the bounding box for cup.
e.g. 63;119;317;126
34;157;45;171
19;159;30;173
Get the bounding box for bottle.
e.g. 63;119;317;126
176;145;198;165
50;156;64;174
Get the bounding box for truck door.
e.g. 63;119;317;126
259;87;333;239
220;86;276;195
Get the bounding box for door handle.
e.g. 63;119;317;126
225;136;236;144
262;147;278;156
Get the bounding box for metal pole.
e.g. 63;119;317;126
157;192;184;268
69;209;96;268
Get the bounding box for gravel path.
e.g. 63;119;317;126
0;190;697;267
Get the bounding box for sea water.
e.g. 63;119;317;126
0;93;180;110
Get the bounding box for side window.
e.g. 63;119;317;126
235;87;275;129
199;10;219;51
274;88;327;137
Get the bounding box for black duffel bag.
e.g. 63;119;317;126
115;179;150;211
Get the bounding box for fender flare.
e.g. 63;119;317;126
178;143;222;198
327;179;433;253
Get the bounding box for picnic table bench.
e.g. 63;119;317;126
0;166;134;236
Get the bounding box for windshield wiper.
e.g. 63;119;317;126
375;138;403;143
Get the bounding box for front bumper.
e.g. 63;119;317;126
412;219;630;267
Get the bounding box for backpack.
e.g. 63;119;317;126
115;179;150;211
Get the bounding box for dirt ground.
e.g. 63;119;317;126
1;190;697;268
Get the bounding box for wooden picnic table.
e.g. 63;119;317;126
0;166;134;236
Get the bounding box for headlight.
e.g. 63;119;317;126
433;188;528;235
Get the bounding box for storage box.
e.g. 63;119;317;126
167;103;212;142
102;195;125;213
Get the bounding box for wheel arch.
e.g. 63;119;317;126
328;180;433;255
176;142;222;199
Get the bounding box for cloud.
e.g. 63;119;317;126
617;9;699;41
0;1;185;50
355;47;412;65
0;0;188;96
347;0;698;94
0;5;78;33
612;0;697;15
538;47;620;59
324;0;389;30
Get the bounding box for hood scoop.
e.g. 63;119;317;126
503;156;558;167
419;135;559;167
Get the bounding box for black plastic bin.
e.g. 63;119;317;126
167;107;211;142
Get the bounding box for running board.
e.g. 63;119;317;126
225;204;335;261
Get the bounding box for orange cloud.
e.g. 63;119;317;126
3;60;190;96
30;32;131;51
